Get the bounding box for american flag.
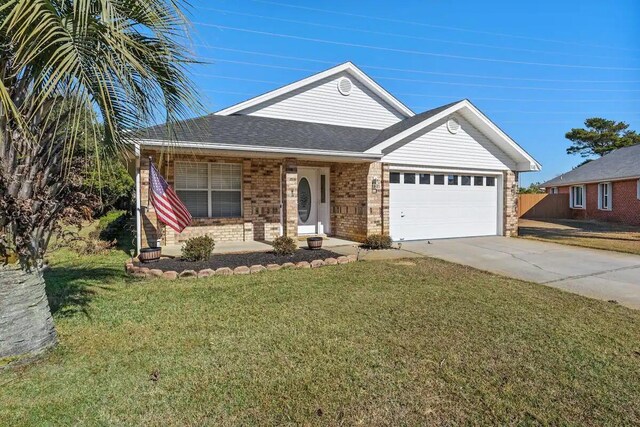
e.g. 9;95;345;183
148;160;192;233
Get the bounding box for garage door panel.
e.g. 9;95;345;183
390;171;499;241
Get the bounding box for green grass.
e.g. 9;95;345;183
519;219;640;255
1;248;640;425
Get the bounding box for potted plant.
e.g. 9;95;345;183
307;236;323;250
138;247;161;263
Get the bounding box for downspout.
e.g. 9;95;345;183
135;144;142;254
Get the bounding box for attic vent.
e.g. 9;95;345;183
447;117;460;134
337;77;352;96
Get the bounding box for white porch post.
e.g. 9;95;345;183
135;144;142;254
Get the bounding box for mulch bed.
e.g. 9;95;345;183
136;248;343;273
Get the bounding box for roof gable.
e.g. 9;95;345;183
367;99;541;172
381;113;517;171
215;62;413;129
542;144;640;187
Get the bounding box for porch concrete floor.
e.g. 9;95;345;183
297;236;358;249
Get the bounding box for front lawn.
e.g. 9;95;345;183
1;248;639;425
519;218;640;255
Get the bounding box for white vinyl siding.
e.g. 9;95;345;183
598;182;612;210
570;185;585;209
239;72;405;129
382;115;516;170
175;162;242;218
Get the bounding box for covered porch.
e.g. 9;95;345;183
136;147;389;253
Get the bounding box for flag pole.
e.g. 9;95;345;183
149;156;163;248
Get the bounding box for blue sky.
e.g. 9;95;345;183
184;0;640;186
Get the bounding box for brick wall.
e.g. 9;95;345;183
329;161;387;241
551;179;640;225
141;150;282;245
139;150;387;246
503;170;519;236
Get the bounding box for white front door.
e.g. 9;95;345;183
297;167;330;235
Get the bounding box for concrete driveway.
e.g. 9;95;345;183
400;236;640;309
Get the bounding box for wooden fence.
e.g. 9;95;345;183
518;193;571;219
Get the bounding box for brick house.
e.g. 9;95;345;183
134;62;540;251
542;144;640;225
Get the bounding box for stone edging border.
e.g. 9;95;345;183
125;254;358;280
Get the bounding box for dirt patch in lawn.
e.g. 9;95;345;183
519;219;640;255
136;248;343;272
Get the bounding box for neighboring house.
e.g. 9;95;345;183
134;62;540;250
542;144;640;225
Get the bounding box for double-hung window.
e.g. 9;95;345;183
570;185;585;209
598;182;612;210
175;162;242;218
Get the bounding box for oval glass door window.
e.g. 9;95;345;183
298;177;311;222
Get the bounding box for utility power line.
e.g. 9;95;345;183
194;46;640;84
193;58;640;92
249;0;640;53
200;87;640;104
193;22;640;71
194;5;624;61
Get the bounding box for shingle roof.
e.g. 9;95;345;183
137;100;464;153
542;144;640;187
138;114;381;153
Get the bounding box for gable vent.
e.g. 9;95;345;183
447;117;460;134
337;77;353;96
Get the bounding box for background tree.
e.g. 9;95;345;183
565;118;640;158
79;139;135;216
0;0;200;359
518;182;545;194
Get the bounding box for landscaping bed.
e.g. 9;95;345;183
127;248;354;278
138;248;342;272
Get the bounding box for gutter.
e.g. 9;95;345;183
136;139;383;160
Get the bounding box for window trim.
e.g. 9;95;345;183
637;179;640;200
570;185;585;209
598;182;612;211
174;160;243;218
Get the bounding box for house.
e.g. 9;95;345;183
541;144;640;225
133;62;540;251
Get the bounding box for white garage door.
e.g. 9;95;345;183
390;171;499;241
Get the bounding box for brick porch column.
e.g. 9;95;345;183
282;158;298;238
242;158;254;241
503;170;519;237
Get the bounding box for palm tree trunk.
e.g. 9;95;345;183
0;264;57;359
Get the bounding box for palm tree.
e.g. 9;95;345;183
0;0;200;359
